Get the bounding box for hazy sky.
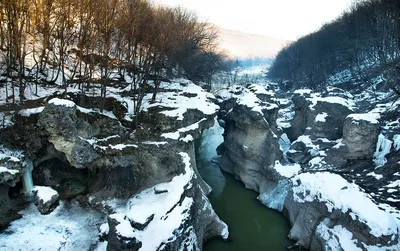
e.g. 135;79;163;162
152;0;353;40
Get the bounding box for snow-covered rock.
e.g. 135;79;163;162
341;113;380;160
218;84;282;192
106;152;228;250
33;186;59;214
283;172;398;250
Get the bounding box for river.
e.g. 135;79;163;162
197;119;294;251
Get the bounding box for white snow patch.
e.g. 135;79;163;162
109;144;138;150
33;186;58;203
315;112;328;122
317;220;362;251
292;172;397;237
145;82;219;120
142;141;168;147
0;166;19;175
18;107;45;117
294;89;312;95
309;96;355;111
108;152;196;250
366;172;383;180
48;98;76;107
0;202;105;250
347;113;380;124
274;161;301;178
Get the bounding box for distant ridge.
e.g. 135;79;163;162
216;27;291;59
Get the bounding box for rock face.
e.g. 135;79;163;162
341;113;380;160
0;151;24;229
33;186;59;214
260;172;399;250
286;92;354;141
0;81;228;250
218;84;282;193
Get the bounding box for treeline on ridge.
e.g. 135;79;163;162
0;0;227;111
268;0;400;92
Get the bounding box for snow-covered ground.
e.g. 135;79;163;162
0;202;105;250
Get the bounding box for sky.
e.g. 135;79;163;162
152;0;354;41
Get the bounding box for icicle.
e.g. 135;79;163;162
22;159;34;196
373;133;393;167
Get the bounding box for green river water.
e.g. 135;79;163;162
197;121;294;251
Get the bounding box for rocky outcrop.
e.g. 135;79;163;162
341;114;380;160
105;153;228;251
217;84;282;193
260;172;399;250
33;186;59;214
0;150;24;229
286;91;354;142
0;81;228;250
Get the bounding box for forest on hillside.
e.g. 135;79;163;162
0;0;228;109
268;0;400;93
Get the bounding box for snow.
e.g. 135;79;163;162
142;141;168;147
18;107;45;117
48;98;76;107
366;172;383;180
77;106;117;120
292;172;398;237
294;135;313;148
161;119;206;141
309;96;355;111
237;88;278;115
180;135;194;143
109;144;138;150
374;133;393;166
347;113;380;124
33;186;59;202
317;220;362;251
107;152;196;250
274;161;301;178
294;89;312;95
144;82;219;120
247;84;274;96
0;202;105;250
109;214;135;238
0;166;19;175
315;112;328;122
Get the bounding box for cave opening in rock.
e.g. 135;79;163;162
33;157;89;200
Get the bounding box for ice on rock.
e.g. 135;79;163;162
393;134;400;151
374;133;393;166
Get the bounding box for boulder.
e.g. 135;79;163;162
33;186;59;214
306;97;353;140
286;93;309;141
283;172;398;250
286;92;354;141
341;113;380;160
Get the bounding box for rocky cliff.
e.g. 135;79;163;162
0;81;228;250
216;84;400;251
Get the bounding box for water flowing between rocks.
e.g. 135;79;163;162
197;119;294;251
